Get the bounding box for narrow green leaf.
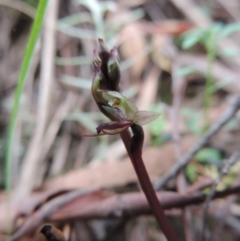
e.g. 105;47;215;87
218;48;239;57
5;0;49;192
209;22;223;35
181;28;203;49
182;36;201;49
218;23;240;40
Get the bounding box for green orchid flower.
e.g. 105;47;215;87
84;40;179;241
84;39;160;137
100;90;160;125
86;90;160;136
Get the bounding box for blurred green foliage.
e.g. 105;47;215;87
180;22;240;130
195;147;222;164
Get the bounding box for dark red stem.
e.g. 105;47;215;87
120;125;179;241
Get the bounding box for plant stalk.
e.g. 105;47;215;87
120;126;179;241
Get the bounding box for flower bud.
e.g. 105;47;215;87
97;39;120;91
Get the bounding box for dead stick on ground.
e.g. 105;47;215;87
9;189;96;241
9;184;240;239
155;96;240;190
49;185;240;220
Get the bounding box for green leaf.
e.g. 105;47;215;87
5;0;49;192
218;48;239;57
195;148;222;163
218;23;240;40
204;23;223;46
209;22;223;35
181;28;203;49
182;35;201;49
185;164;197;182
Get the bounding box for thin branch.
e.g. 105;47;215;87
9;189;96;241
155;96;240;190
8;184;240;238
48;185;240;221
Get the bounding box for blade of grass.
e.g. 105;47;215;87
5;0;49;194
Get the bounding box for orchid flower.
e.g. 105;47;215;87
85;39;160;137
95;90;160;135
84;39;179;241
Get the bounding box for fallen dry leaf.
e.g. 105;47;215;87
41;135;197;191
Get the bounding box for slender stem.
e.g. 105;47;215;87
120;126;179;241
93;38;178;241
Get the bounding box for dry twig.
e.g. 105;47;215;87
9;189;96;241
155;96;240;190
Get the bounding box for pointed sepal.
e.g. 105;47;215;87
133;111;161;125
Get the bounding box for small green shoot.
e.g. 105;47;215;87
195;148;222;164
185;164;197;182
181;22;240;130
